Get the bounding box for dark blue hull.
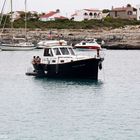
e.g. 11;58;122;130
33;58;103;80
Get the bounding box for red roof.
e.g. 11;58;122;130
55;16;68;19
40;11;57;18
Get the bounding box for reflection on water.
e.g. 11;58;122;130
34;76;104;86
32;77;104;96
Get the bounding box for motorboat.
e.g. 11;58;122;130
74;38;101;49
26;45;104;80
37;40;67;49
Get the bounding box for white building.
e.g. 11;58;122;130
11;11;24;21
136;5;140;20
71;9;102;21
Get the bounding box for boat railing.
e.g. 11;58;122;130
42;56;74;64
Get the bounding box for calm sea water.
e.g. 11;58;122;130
0;49;140;140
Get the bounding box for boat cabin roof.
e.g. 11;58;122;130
43;45;76;57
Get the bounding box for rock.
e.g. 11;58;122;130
1;25;140;49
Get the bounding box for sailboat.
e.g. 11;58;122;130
1;0;36;51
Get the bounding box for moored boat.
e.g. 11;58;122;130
0;0;36;51
26;45;104;80
74;38;101;49
1;42;36;51
1;46;36;51
37;40;67;49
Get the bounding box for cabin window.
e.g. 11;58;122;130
60;48;69;55
60;60;64;63
82;42;86;45
69;48;75;55
44;48;53;56
53;48;61;55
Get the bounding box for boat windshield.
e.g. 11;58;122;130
60;48;69;55
68;48;75;55
53;48;61;55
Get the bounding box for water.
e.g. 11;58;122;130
0;49;140;140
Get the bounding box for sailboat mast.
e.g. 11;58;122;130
25;0;27;41
0;0;7;25
10;0;14;40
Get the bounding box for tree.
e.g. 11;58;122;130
102;9;110;13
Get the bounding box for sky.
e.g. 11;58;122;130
0;0;140;16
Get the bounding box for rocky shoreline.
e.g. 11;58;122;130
1;25;140;49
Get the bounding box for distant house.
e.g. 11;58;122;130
10;11;38;21
39;10;68;21
71;9;102;21
110;4;137;20
136;5;140;20
12;11;25;21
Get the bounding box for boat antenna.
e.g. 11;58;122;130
0;0;7;42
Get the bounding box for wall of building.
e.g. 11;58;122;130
110;11;126;19
72;9;102;21
110;5;137;20
136;5;140;20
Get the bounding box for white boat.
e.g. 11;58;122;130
0;0;36;51
37;40;67;49
74;38;101;49
1;42;36;51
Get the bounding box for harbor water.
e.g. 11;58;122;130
0;49;140;140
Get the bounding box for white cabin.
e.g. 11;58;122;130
41;46;99;65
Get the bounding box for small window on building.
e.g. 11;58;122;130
127;11;132;15
89;12;93;16
94;13;97;18
115;11;117;17
84;12;88;16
